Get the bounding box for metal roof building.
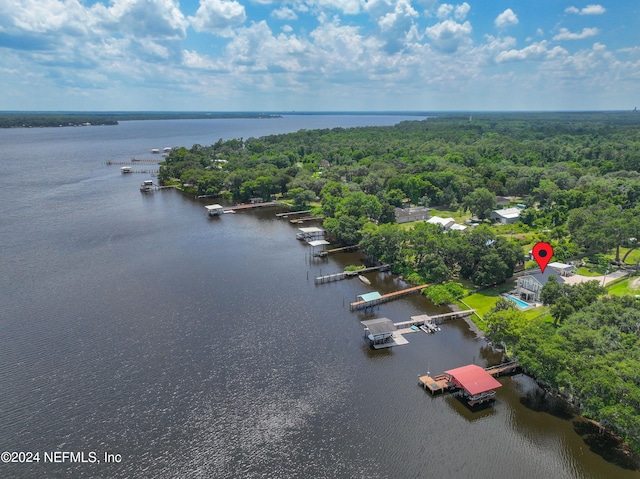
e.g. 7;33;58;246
445;364;502;406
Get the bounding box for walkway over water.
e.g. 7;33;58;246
314;264;391;284
349;283;432;310
225;201;283;211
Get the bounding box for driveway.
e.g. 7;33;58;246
562;269;628;286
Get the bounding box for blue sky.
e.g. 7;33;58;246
0;0;638;111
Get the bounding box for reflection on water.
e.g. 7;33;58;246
1;119;639;478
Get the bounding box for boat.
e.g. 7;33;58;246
121;166;132;174
222;209;236;214
140;179;155;192
419;325;432;334
358;275;371;285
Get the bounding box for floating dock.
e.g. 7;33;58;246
349;284;432;310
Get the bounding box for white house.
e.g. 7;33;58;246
490;207;521;224
427;216;456;230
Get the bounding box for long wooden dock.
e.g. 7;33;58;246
394;310;476;329
316;245;358;257
107;159;162;165
225;201;282;211
349;283;432;310
276;210;310;218
485;360;520;377
314;264;391;284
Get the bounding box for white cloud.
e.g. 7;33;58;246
454;2;470;21
565;4;606;15
377;0;419;52
494;9;518;28
553;27;599;41
189;0;246;36
272;7;297;21
435;2;469;20
425;19;472;53
436;4;453;19
495;41;567;63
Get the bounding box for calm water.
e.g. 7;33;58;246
0;117;637;478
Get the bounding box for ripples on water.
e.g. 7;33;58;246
1;118;638;478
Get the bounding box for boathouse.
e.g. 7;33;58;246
445;364;502;406
361;318;409;349
296;226;325;241
205;204;224;216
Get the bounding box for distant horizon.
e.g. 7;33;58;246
2;109;638;114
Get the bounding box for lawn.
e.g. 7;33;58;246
428;208;471;220
608;277;640;297
575;267;603;277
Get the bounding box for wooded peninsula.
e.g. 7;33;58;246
0;111;282;128
159;111;640;453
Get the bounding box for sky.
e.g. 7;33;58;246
0;0;638;111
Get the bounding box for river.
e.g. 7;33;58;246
0;116;637;478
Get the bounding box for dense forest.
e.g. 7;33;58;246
159;111;640;451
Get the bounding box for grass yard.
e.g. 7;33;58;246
608;277;640;297
575;267;603;277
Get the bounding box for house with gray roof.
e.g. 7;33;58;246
516;269;565;302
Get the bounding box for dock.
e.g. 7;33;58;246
393;310;476;329
419;361;520;395
314;264;391;284
289;215;324;224
224;201;282;211
418;374;455;394
349;283;432;310
316;245;358;257
106;159;162;165
276;210;310;218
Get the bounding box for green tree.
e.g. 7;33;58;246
462;187;496;220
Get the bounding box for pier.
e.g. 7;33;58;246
316;245;358;257
224;201;282;211
314;264;391;284
276;210;310;218
106;159;162;165
289;215;324;224
393;310;476;329
349;283;431;310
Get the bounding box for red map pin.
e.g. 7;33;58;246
532;242;554;273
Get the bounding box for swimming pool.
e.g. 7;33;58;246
505;294;532;309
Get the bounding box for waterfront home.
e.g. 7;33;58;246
490;207;521;224
516;268;565;302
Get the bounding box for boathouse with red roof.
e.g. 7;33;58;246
445;364;503;406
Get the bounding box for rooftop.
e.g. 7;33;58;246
360;318;396;336
445;364;502;396
492;207;521;219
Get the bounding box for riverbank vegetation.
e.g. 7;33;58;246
159;111;640;451
0;111;281;128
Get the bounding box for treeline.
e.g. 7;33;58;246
0;111;281;128
487;287;640;452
